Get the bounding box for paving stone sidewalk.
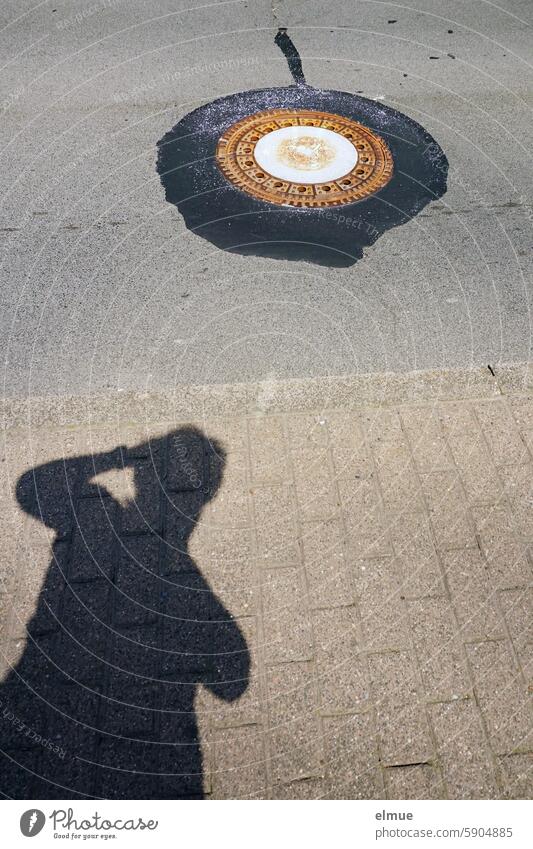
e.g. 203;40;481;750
0;365;532;799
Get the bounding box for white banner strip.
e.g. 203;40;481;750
2;799;530;848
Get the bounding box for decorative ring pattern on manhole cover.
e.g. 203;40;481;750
216;108;394;208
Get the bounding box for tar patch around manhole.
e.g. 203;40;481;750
215;109;393;208
157;29;448;267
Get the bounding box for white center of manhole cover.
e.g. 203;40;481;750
254;125;358;184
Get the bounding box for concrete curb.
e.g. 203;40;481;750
2;363;533;431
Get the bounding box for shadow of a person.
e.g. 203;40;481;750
0;427;249;799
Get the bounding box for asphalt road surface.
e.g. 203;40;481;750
1;0;532;397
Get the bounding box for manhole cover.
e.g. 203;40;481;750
216;108;394;208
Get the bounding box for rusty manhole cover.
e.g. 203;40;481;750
216;108;394;208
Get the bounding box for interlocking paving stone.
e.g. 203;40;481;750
199;616;262;728
104;673;158;739
378;466;425;515
395;551;445;600
0;520;24;602
430;699;500;799
326;413;370;479
443;415;492;471
499;587;533;677
507;397;533;431
293;447;339;522
209;453;249;528
300;519;353;609
70;497;119;582
498;463;533;540
453;444;503;506
0;747;43;798
401;407;454;473
408;597;471;701
338;476;391;557
473;504;520;547
389;512;445;599
268;718;324;785
2;370;533;798
252;485;300;567
441;549;505;641
371;437;412;472
113;537;161;627
360;409;403;444
211;725;267;799
337;476;381;529
287;414;329;452
38;723;99;799
367;651;433;767
199;526;256;617
269;777;324;799
261;568;313;664
248;416;289;484
312;606;369;713
322;713;382;799
95;737;192;799
10;543;67;638
266;662;323;784
420;471;477;550
203;417;248;455
353;557;410;652
474;400;528;466
478;539;533;590
466;640;532;754
498;753;533;799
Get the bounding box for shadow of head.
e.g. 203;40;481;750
16;425;226;538
156;86;448;268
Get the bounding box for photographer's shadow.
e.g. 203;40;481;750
0;426;249;799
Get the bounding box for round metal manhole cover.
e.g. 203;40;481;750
216;108;394;208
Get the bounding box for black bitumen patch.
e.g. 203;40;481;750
156;33;448;268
